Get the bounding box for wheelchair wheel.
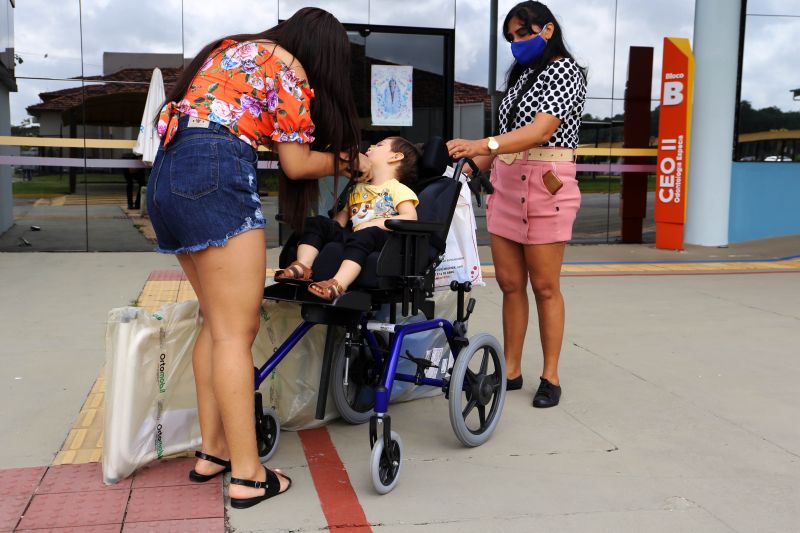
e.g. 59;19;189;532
256;405;280;463
331;335;385;425
370;430;403;494
448;333;506;447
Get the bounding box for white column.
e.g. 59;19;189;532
684;0;742;246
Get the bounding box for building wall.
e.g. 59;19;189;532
38;112;63;137
727;2;800;244
728;162;800;243
453;103;484;140
0;0;12;234
0;83;12;234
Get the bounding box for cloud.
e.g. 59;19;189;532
746;0;800;16
740;15;800;112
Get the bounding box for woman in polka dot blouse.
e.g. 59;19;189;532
447;1;586;408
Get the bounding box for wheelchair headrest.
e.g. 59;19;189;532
419;136;451;181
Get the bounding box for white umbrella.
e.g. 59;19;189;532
133;67;165;166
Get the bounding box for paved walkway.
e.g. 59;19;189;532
1;236;799;532
1;461;223;532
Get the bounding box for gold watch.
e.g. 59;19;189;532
487;136;500;156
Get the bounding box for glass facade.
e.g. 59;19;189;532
1;0;459;251
490;0;696;243
0;0;12;72
2;0;790;251
735;0;800;162
348;29;452;147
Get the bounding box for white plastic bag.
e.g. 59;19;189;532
102;299;339;484
435;168;484;289
252;300;340;430
103;301;202;485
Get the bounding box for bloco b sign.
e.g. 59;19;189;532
655;37;694;250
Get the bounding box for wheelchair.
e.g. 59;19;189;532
253;137;506;494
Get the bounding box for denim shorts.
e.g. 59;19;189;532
146;118;264;254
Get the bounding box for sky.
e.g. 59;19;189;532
7;0;800;125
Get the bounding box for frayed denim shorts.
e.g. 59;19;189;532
146;117;265;254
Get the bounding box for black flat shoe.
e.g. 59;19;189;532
189;451;231;483
229;466;292;509
506;374;523;391
532;377;561;408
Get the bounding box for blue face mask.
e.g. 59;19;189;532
511;33;548;67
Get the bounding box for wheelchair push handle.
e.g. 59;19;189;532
453;157;481;180
453;157;493;207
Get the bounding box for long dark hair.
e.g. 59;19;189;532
165;7;361;230
501;1;586;131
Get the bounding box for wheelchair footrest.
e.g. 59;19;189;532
263;283;372;312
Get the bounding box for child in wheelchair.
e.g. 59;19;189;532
259;138;507;494
274;136;422;300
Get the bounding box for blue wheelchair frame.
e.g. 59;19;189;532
254;313;462;413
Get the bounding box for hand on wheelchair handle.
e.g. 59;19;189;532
446;138;489;160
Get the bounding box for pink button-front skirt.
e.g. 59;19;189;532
486;157;581;245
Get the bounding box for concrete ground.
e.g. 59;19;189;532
0;236;799;532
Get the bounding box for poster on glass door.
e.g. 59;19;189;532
371;65;413;126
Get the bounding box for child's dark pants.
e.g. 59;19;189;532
301;215;389;266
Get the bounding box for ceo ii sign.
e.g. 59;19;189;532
655;38;694;250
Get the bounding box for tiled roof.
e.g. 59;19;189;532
27;55;495;118
454;81;503;109
26;68;181;115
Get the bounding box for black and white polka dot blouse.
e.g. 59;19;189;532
498;57;587;149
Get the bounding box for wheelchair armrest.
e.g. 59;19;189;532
384;219;444;235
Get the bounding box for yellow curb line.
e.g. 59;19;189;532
481;258;800;276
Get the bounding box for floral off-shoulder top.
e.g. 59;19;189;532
158;39;315;148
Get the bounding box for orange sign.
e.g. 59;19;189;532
655;38;694;250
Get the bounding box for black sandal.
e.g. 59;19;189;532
188;451;231;483
229;465;292;509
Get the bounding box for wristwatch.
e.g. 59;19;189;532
487;136;500;156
